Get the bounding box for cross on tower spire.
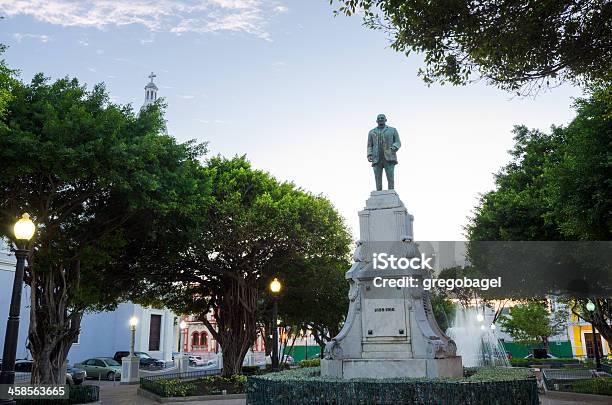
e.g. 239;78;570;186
142;72;159;110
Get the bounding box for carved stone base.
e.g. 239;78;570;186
321;356;463;379
322;190;462;379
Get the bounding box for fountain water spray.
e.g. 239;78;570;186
447;306;510;367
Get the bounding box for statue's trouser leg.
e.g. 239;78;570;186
384;162;395;189
373;164;383;191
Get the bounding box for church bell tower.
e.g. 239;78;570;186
142;72;158;109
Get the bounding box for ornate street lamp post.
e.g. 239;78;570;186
586;301;602;372
0;214;35;405
179;320;187;354
269;278;282;372
121;316;140;385
129;316;138;356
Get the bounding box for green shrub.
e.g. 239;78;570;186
193;374;246;395
264;363;290;372
246;367;538;404
141;374;248;398
570;377;612;396
242;365;261;375
299;359;320;368
144;378;197;397
16;385;100;404
509;357;578;367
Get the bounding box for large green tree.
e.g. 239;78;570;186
272;255;351;357
0;45;17;119
499;301;566;352
139;156;351;376
466;86;612;345
0;74;207;383
332;1;611;94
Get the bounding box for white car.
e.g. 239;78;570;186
188;355;207;366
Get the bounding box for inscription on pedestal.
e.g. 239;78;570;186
363;299;407;337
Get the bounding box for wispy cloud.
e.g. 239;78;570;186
271;61;286;71
1;1;289;40
176;94;195;99
13;33;51;43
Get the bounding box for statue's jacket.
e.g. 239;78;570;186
367;126;401;164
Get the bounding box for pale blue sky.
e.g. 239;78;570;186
0;1;582;240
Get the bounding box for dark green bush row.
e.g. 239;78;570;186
16;385;99;404
264;363;290;372
141;375;247;398
242;366;262;375
509;358;579;367
299;359;320;368
568;377;612;396
246;367;538;404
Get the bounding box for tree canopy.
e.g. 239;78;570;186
499;301;566;351
138;156;352;376
466;85;611;241
0;45;17;119
332;1;612;95
0;73;208;383
273;255;351;355
466;86;612;344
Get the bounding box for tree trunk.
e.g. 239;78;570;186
28;261;81;384
591;299;612;347
571;298;612;348
542;336;549;354
309;325;329;358
203;277;258;377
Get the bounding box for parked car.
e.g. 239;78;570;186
188;355;206;367
74;358;122;380
66;366;87;385
14;359;32;373
113;351;165;369
4;359;86;385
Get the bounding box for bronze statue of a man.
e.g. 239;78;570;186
367;114;401;191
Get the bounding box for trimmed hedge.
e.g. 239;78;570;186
242;366;263;375
246;367;538;405
509;358;579;368
567;377;612;396
16;385;99;404
141;375;247;398
299;359;320;368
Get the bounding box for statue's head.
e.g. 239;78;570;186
376;114;387;127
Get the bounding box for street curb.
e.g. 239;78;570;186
543;390;612;404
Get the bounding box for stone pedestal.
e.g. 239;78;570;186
321;190;462;379
120;356;140;385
